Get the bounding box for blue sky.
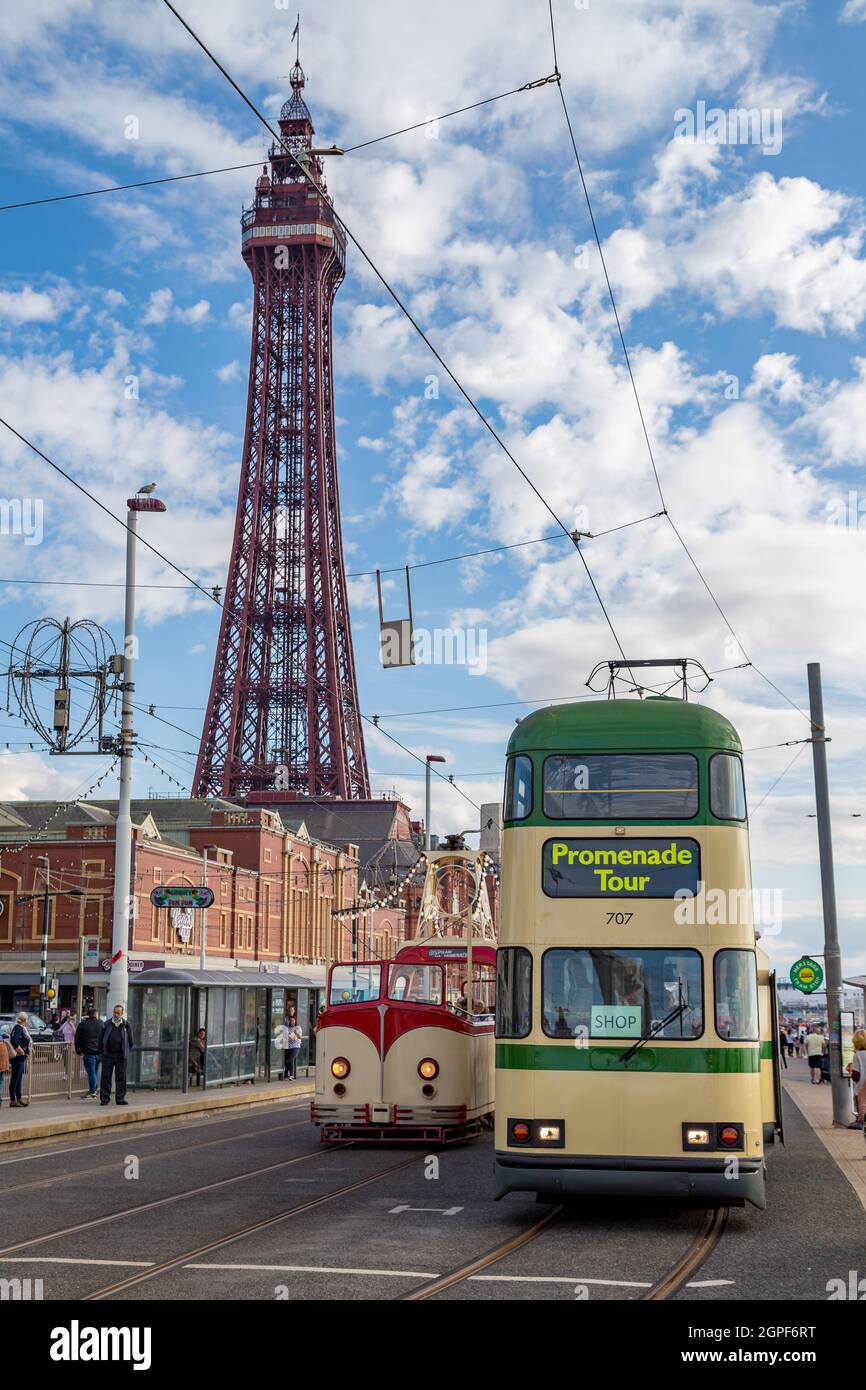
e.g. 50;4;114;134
0;0;865;976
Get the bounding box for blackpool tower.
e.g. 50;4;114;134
195;59;370;800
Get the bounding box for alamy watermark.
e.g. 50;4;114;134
380;625;488;675
675;882;784;936
674;101;783;156
0;497;43;545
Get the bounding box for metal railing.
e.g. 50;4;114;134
24;1041;88;1101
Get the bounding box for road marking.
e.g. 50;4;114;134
0;1257;155;1267
0;1256;733;1289
388;1204;463;1216
186;1262;439;1278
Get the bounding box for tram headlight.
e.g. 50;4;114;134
331;1057;351;1079
418;1058;439;1080
683;1126;711;1148
538;1124;561;1142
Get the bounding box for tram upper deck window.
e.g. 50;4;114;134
387;964;443;1005
714;949;759;1041
329;963;381;1005
504;754;533;821
541;947;704;1040
709;753;747;821
543;754;699;820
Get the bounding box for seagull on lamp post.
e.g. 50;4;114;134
137;483;157;494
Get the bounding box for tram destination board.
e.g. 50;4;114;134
542;837;701;898
149;885;214;910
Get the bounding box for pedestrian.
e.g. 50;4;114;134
9;1012;31;1107
778;1026;788;1069
74;1007;103;1099
806;1022;825;1084
99;1003;134;1106
272;1018;290;1077
846;1029;866;1140
188;1028;206;1086
284;1009;302;1080
59;1013;75;1044
0;1032;12;1107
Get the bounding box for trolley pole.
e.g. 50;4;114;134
807;662;849;1126
108;491;166;1016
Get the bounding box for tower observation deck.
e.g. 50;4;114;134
195;60;370;801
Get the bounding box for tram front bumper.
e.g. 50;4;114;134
494;1152;766;1209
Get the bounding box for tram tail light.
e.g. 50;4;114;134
511;1121;531;1143
418;1058;439;1080
719;1124;743;1148
333;1082;347;1097
331;1057;351;1079
421;1083;436;1098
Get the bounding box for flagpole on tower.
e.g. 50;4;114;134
293;13;300;64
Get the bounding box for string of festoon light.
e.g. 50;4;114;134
0;759;119;862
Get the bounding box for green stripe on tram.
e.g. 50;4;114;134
496;1042;762;1074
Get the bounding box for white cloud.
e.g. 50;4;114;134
841;0;866;22
0;284;66;324
141;288;210;327
215;360;241;383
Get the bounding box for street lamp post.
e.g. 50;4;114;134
200;845;218;972
108;489;166;1015
425;754;446;853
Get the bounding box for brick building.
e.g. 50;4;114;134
0;797;407;1016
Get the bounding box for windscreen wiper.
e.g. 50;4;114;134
618;998;688;1064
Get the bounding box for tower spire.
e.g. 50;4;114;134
194;59;369;802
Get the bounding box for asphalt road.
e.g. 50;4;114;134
0;1091;862;1302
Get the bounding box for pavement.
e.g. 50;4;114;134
0;1074;314;1146
782;1052;866;1213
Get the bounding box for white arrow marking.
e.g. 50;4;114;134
388;1204;463;1216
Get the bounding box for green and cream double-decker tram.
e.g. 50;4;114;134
495;694;779;1209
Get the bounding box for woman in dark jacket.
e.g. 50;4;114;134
9;1013;31;1107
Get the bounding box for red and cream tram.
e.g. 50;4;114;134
312;849;496;1143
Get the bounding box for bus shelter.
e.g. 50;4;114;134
127;967;324;1091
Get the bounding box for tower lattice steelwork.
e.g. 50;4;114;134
195;61;369;800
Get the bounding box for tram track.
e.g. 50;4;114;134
83;1150;422;1300
0;1135;352;1262
0;1096;311;1169
0;1111;311;1197
399;1200;729;1302
399;1204;564;1300
641;1204;728;1300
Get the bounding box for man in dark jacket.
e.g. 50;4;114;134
99;1004;134;1106
75;1007;103;1099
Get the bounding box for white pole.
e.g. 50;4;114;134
107;508;138;1014
200;845;208;972
425;758;431;853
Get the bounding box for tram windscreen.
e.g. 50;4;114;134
541;948;703;1039
543;754;699;820
329;964;381;1005
388;965;443;1005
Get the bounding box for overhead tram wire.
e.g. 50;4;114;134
0;508;666;592
157;0;637;684
545;0;809;725
749;743;809;816
0;75;557;215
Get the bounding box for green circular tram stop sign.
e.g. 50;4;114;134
790;956;824;993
